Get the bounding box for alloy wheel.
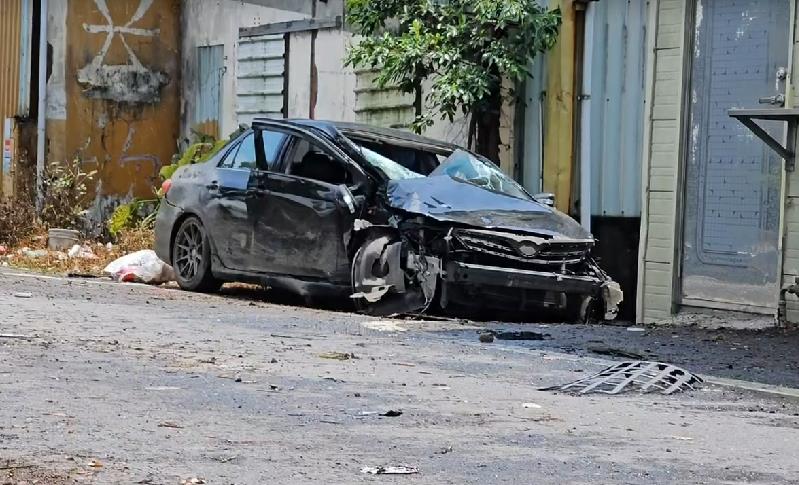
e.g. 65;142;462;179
175;220;204;282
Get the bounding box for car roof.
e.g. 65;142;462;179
251;118;460;153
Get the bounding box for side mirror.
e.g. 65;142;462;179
337;184;356;214
535;193;555;207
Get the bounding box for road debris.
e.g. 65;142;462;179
86;459;103;468
158;421;183;429
490;330;548;341
380;410;403;417
13;292;32;299
588;345;647;360
0;334;33;340
360;466;419;475
544;361;703;395
478;332;495;343
522;403;543;409
626;327;647;333
180;478;206;485
362;320;408;332
319;352;357;361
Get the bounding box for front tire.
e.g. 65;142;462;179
172;217;222;292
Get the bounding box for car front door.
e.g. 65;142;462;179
253;130;366;282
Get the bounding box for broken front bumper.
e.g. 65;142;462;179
443;261;622;320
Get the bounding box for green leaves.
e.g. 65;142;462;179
345;0;561;138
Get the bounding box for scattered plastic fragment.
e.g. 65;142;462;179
361;466;418;475
318;352;356;361
68;244;97;260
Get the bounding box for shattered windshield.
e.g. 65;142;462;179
356;142;532;201
359;146;425;180
431;150;532;200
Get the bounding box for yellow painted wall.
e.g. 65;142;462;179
61;0;180;207
0;0;23;197
542;0;575;214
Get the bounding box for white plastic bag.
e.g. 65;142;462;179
103;250;175;284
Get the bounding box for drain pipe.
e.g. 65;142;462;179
35;0;48;213
578;1;595;233
778;277;799;327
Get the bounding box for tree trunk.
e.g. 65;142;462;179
473;88;502;164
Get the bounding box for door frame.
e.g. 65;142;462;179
672;0;795;315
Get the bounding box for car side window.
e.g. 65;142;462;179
285;136;353;186
233;134;257;169
261;129;288;171
219;133;256;170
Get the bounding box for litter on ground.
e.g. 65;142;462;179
544;361;703;395
103;250;175;284
360;466;419;475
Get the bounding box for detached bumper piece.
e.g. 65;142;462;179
543;361;704;395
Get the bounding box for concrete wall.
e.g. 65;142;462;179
637;0;688;323
182;0;515;171
781;3;799;322
45;0;181;218
181;0;308;140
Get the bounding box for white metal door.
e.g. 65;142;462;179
681;0;790;309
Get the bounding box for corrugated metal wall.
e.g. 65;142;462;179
0;0;23;120
588;0;648;217
354;68;415;128
237;33;286;126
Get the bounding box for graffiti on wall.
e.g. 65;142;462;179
62;0;180;209
77;0;168;103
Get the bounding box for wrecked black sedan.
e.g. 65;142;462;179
154;119;622;321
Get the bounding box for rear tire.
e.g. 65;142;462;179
172;217;222;293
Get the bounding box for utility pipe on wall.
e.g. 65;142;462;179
35;0;48;212
579;1;595;233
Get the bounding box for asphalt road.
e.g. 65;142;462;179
2;268;799;484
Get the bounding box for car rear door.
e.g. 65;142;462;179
252;129;366;282
204;131;261;270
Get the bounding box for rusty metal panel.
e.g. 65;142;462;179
195;44;224;138
0;0;23;121
354;68;415;129
237;33;286;126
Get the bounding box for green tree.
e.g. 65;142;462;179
345;0;561;163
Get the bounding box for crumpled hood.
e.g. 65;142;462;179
386;176;593;240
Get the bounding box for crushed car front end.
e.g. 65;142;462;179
438;227;621;320
340;133;623;322
382;216;623;321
